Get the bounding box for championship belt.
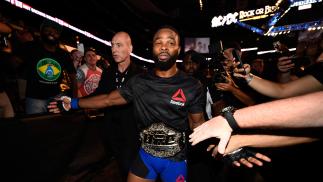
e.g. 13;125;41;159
140;122;185;158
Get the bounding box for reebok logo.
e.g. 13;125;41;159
176;175;185;182
170;89;186;106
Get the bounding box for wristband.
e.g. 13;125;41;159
245;73;254;84
58;96;71;112
221;106;240;131
71;98;80;110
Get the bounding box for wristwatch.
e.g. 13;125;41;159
221;106;240;131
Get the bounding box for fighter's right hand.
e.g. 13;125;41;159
47;96;71;113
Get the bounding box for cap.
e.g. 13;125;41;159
84;47;97;55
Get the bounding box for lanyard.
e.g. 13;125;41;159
115;70;128;88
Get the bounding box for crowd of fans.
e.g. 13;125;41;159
1;14;323;182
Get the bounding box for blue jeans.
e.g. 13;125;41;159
25;97;48;114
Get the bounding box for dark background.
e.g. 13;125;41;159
1;0;322;62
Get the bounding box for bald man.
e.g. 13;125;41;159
91;32;143;180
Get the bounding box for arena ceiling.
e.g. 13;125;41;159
1;0;322;60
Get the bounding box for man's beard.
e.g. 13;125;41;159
153;53;177;71
41;34;59;45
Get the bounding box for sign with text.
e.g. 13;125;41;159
211;5;278;27
290;0;322;7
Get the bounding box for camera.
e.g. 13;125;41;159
207;40;228;101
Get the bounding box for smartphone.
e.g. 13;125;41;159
232;49;243;69
232;49;246;75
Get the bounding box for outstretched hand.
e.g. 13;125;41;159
47;96;71;113
215;79;235;92
189;115;233;154
224;148;271;168
207;144;271;168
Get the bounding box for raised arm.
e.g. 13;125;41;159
79;90;127;108
224;134;319;154
215;78;255;106
189;91;323;153
210;134;316;168
235;64;323;99
235;91;323;129
247;74;322;99
48;90;127;113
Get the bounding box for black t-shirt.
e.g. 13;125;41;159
91;63;143;163
119;70;205;132
93;63;143;95
91;62;143;131
18;41;75;99
91;63;143;127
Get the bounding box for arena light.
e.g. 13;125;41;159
257;48;296;55
270;20;323;33
241;47;258;52
235;21;265;35
199;0;203;11
290;0;322;8
4;0;163;63
298;4;312;10
212;0;322;35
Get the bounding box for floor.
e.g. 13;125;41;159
61;159;123;182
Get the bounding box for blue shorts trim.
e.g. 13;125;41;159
130;148;187;182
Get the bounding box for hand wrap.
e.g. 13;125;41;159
57;96;72;112
223;147;256;165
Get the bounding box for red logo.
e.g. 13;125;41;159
176;175;185;182
172;89;186;102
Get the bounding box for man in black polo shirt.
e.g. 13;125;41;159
91;31;142;180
